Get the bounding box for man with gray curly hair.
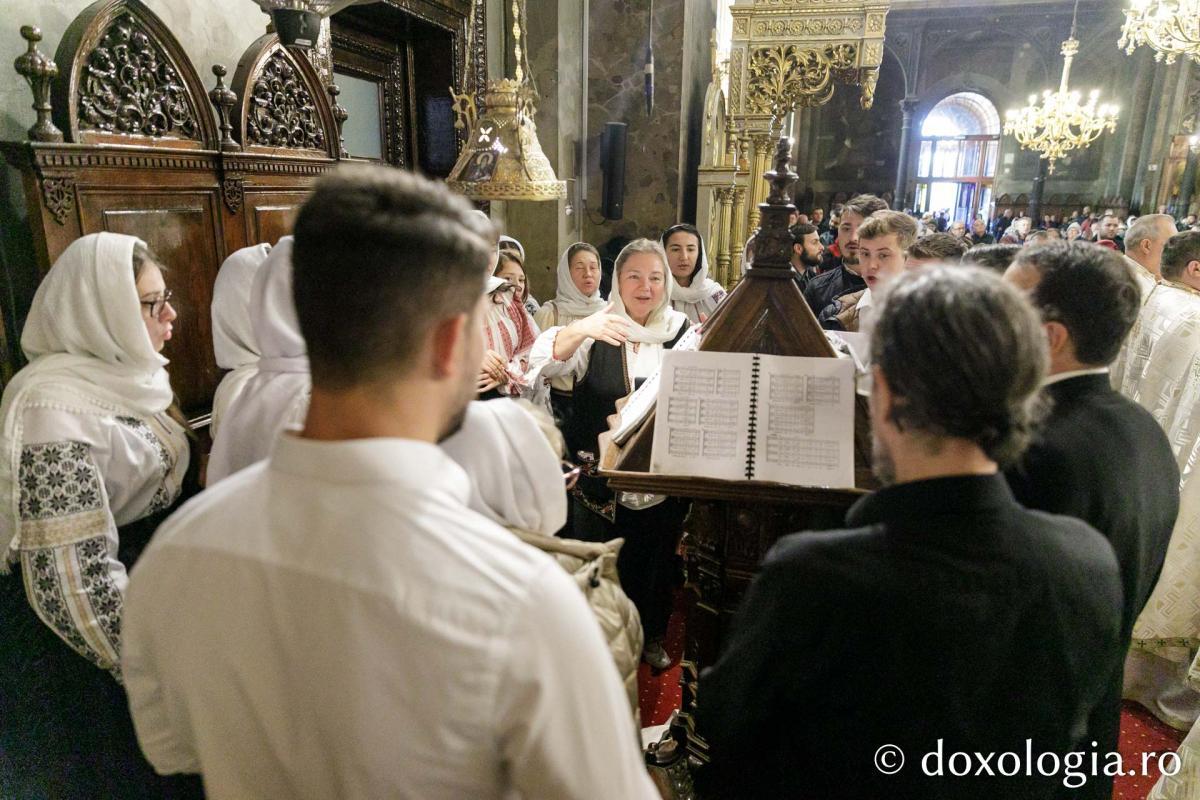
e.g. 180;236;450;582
698;266;1123;799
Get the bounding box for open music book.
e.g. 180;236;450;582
648;350;855;488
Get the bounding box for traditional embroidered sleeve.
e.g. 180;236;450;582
527;326;592;381
16;440;127;680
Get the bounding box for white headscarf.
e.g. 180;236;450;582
548;243;608;318
498;235;525;262
206;237;310;484
210;244;271;437
212;244;270;369
0;232;174;556
661;225;712;304
441;399;566;536
609;241;689;344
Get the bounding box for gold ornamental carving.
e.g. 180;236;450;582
752;17;863;37
745;43;861;117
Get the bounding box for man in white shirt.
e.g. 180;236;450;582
122;166;658;800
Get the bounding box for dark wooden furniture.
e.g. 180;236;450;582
2;0;485;427
600;138;874;777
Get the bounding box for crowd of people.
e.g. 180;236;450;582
0;163;1198;799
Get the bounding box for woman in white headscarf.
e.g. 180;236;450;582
662;223;727;324
441;398;643;716
533;243;607;423
210;243;271;437
528;238;690;670
478;275;540;402
206;237;310;485
0;233;197;797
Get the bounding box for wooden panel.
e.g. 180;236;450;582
244;190;307;246
78;191;223;415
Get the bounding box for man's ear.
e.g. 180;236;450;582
430;312;469;380
1043;320;1070;358
1186;259;1200;281
869;365;893;428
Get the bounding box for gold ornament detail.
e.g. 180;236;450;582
745;43;861;117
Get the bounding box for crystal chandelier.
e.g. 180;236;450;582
1004;3;1118;175
1119;0;1200;65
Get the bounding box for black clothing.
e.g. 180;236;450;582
804;263;865;316
697;474;1123;800
573;495;687;640
993;216;1014;238
1006;374;1179;798
968;232;995;245
0;512;205;800
565;324;690;639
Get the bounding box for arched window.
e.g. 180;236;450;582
914;92;1001;224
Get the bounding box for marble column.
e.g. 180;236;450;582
1179;142;1199;217
1028;156;1048;223
893;97;919;211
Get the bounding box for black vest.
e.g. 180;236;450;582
566;323;689;499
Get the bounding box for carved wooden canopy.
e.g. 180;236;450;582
50;0;218;148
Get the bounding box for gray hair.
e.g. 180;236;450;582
614;238;668;277
1124;213;1175;252
871;265;1048;465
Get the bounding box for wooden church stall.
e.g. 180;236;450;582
2;0;349;425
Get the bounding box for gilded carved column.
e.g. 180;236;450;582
731;185;748;277
716;187;734;285
747;132;774;233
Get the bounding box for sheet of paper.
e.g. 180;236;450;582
650;350;753;481
612;366;661;445
752;354;856;489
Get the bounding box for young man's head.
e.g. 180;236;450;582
789;223;823;270
837;194;889;271
1161;230;1200;291
292;165;496;441
1005;241;1140;375
812;208;825;224
855;210;918;290
962;243;1022;274
906;233;969;267
1097;214;1121;241
1123;213;1177;277
869;265;1047;484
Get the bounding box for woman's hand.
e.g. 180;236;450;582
481;349;507;382
573;303;630;346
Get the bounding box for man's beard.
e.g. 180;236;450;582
871;433;896;487
801;252;822;268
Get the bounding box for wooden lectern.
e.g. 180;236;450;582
600;137;875;788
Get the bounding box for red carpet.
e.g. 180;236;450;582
638;599;1186;799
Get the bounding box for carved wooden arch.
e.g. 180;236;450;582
232;35;340;159
50;0;217;148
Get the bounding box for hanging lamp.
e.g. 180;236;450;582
446;0;565;201
1003;0;1119;174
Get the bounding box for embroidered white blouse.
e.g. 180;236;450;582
12;403;188;680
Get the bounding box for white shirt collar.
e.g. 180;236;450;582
269;431;471;502
1043;366;1109;387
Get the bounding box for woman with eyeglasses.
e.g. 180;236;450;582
0;233;199;797
528;238;691;670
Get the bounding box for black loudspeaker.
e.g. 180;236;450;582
600;122;628;220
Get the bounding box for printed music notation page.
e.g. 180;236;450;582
649;350;855;488
649;350;754;481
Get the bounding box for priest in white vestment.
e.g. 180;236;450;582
1111;214;1175;387
1119;230;1200;732
122;167;656;800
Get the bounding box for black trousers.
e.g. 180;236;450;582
573;496;687;641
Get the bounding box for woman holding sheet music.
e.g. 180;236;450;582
528;238;691;670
